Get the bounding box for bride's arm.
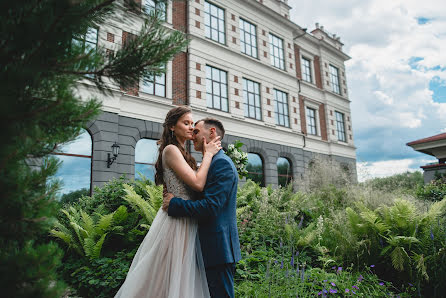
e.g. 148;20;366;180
164;138;221;192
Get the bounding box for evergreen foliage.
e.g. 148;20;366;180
0;0;186;296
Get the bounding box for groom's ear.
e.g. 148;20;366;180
209;127;217;138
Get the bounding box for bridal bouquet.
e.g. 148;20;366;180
225;140;248;179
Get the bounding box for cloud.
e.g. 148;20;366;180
289;0;446;178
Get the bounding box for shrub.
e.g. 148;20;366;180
416;176;446;202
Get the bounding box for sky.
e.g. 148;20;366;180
288;0;446;181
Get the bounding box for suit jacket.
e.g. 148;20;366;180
168;150;242;268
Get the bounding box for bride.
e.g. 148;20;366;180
114;106;220;298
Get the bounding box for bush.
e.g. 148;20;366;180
416;176;446;202
52;176;163;296
60;188;90;206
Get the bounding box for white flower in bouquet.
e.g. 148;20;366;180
225;140;248;179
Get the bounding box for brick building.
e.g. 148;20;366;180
59;0;356;194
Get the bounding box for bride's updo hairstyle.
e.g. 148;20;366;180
155;106;197;185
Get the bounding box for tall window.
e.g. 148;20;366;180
335;111;346;142
73;27;98;53
277;157;292;187
269;33;285;70
135;139;159;181
206;65;228;112
143;0;166;20
52;129;92;196
142;68;166;97
243;78;262;120
330;65;341;94
204;1;225;44
246;153;264;186
306;107;317;135
239;18;257;58
301;57;312;83
274;89;289;127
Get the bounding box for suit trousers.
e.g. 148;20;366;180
205;263;236;298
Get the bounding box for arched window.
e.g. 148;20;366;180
135;139;158;181
277;157;292;187
246;153;264;186
52;129;92;196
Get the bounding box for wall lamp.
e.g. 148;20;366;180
107;142;120;168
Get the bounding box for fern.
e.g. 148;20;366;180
122;183;155;224
390;246;409;271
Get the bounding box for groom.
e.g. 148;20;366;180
162;118;241;298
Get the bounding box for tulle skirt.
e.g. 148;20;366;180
114;209;210;298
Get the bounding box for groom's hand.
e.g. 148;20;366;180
162;191;174;211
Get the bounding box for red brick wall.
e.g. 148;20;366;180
299;95;306;134
314;55;323;89
294;44;302;79
173;0;187;32
121;31;139;96
172;1;188;105
319;103;328;141
172;52;187;105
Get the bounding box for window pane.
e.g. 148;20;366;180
246;153;264;186
52;129;92;195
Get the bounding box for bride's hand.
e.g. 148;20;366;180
203;136;222;156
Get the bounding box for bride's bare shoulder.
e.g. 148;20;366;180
163;144;180;154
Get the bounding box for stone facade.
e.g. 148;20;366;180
75;0;357;191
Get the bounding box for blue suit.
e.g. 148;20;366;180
168;150;241;297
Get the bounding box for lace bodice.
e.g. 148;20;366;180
162;162;195;201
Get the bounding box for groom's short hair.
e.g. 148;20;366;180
196;118;225;139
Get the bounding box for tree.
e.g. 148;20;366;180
0;0;187;296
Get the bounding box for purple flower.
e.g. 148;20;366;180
408;283;413;287
357;275;363;282
298;215;303;229
352;290;356;294
329;289;337;294
291;255;294;267
379;282;384;286
345;289;350;293
337;267;343;273
280;241;283;248
323;280;327;283
352;285;359;290
430;226;434;241
331;266;336;270
280;259;284;269
323;289;328;294
370;264;375;268
331;282;336;287
317;292;322;296
274;260;278;265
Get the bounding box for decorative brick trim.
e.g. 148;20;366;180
234;75;238;83
107;32;114;42
196;63;201;70
319;103;328;141
172;52;188;105
173;0;187;32
196;76;201;84
293;107;297;113
262;29;266;36
264;51;267;58
263;40;266;46
195;8;200;16
268;111;271;117
314;55;323;89
294;44;302;79
195;20;200;28
231;14;235;21
235;101;240;109
267;98;270;105
235;88;239;96
232;25;236;32
196;90;201;99
266;87;270;93
232;36;236;44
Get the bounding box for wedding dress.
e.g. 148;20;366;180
114;155;210;298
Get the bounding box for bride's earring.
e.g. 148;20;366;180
171;130;174;138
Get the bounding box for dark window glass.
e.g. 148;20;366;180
335;111;346;142
301;57;312;83
274;89;289;127
246;153;264;186
269;33;285;70
243;78;262;120
135;139;159;181
142;65;166;97
330;64;341;94
277;157;292;187
206;65;228;112
239;18;257;58
306;107;317;135
52;129;92;196
143;0;166;20
204;1;225;44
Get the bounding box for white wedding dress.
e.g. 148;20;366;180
114;156;210;298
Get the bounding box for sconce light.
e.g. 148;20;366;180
107;142;120;168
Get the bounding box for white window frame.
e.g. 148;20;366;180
335;111;347;142
239;18;258;59
204;1;226;45
329;64;341;95
269;33;285;70
301;56;313;83
304;102;321;137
